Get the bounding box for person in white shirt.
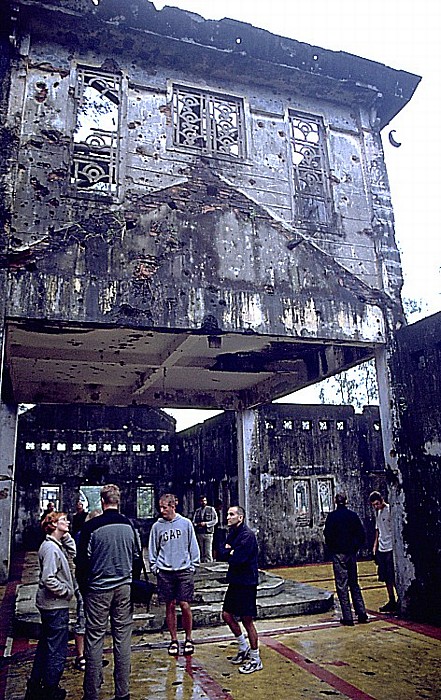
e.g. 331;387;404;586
369;491;399;612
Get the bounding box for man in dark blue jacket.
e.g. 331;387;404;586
324;492;368;626
221;506;263;674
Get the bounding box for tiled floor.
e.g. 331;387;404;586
1;556;440;699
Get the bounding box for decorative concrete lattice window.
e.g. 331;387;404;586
117;444;127;452
293;479;311;526
318;478;334;524
72;443;82;451
71;67;122;194
172;85;245;158
103;444;112;452
137;484;155;518
336;421;345;431
132;444;141;453
319;420;329;431
41;442;51;451
283;420;293;430
25;442;35;450
301;420;311;431
265;420;275;431
146;444;156;452
88;443;97;452
56;443;67;452
160;444;170;452
289;112;332;228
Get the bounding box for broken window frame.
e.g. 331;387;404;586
137;484;155;519
70;65;125;198
171;84;246;159
288;111;333;230
292;478;312;527
317;478;334;525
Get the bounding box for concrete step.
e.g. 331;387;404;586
14;562;333;637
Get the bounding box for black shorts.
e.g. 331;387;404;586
223;584;257;618
377;550;395;585
157;569;194;604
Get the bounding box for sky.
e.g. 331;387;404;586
153;0;441;431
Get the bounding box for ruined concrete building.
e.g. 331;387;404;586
14;402;386;566
0;1;424;617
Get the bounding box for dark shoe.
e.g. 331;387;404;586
183;638;195;656
339;618;354;626
24;680;43;700
358;614;369;623
379;601;398;613
42;687;66;700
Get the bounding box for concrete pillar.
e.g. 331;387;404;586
375;345;415;613
0;329;18;583
235;409;258;521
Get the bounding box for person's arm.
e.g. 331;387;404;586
189;521;201;566
227;529;256;564
205;507;218;527
61;532;76;558
372;528;379;556
148;525;159;574
40;545;70;598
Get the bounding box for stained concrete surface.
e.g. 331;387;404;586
1;557;440;699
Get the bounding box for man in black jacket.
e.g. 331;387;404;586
221;506;263;674
324;492;368;626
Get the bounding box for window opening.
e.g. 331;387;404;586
317;478;334;523
137;485;155;518
40;485;61;516
80;485;102;513
293;479;311;526
71;67;122;194
289;113;331;227
173;85;245;158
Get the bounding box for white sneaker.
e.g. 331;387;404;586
230;647;251;664
239;657;263;674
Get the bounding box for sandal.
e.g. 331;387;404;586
168;640;179;656
74;656;86;671
183;639;195;656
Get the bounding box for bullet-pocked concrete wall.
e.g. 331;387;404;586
3;0;407;338
391;313;441;624
14;405;176;548
178;405;386;566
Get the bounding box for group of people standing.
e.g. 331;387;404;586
25;487;262;700
324;490;399;625
25;485;398;699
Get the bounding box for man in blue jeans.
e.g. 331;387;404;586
76;484;136;700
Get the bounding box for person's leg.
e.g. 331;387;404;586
239;616;262;673
110;584;133;700
28;609;50;693
165;600;178;640
333;555;353;623
241;616;258;650
180;600;193;639
196;533;205;561
347;556;367;619
83;589;112;700
41;608;69;690
222;609;242;637
205;534;214;563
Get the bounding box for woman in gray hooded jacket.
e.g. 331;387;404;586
25;511;75;700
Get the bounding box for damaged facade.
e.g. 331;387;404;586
0;0;426;618
15;403;386;568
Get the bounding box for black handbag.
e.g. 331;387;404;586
130;524;157;609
